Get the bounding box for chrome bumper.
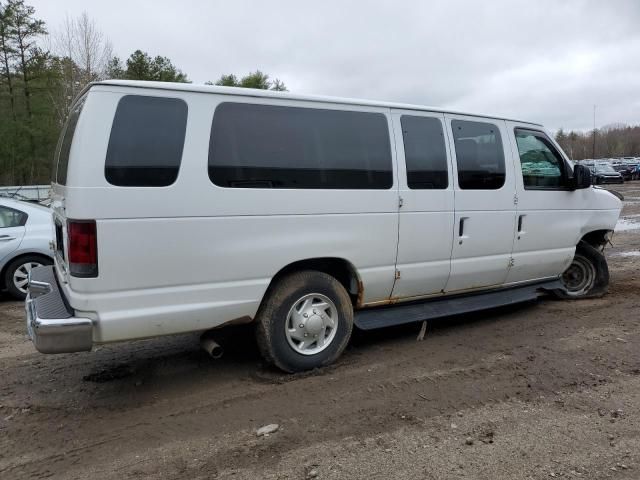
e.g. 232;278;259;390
25;265;92;354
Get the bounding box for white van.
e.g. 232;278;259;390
26;80;622;372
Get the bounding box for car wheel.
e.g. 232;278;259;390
255;270;354;373
3;255;52;300
555;241;609;299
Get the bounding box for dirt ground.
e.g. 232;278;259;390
1;184;640;480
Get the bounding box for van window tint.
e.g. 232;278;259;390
208;102;393;189
451;120;505;190
400;115;448;189
55;95;87;185
105;95;188;187
515;129;565;189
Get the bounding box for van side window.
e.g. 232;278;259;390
400;115;448;189
514;129;565;189
55;95;87;185
451;120;505;190
105;95;188;187
208;102;393;189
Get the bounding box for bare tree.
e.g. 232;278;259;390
50;11;112;122
73;12;112;84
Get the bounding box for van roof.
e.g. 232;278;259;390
94;80;543;127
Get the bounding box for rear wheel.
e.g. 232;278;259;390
3;255;52;300
255;271;354;373
556;242;609;299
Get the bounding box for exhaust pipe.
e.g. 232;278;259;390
201;335;224;359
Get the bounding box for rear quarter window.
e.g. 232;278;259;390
105;95;188;187
55;95;87;185
0;206;27;228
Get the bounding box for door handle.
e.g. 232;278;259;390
517;215;526;239
0;235;16;241
458;217;468;244
517;215;526;240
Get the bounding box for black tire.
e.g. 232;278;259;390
255;270;354;373
3;255;52;300
555;241;609;299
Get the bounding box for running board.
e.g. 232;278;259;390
354;279;564;331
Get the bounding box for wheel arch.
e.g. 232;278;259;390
264;257;364;308
579;229;613;250
0;251;53;290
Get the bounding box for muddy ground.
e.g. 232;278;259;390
1;183;640;480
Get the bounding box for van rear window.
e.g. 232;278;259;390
105;95;188;187
208;102;393;189
55;95;87;185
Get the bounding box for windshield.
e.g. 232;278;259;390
596;165;616;173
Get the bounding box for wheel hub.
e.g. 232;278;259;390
561;254;596;297
285;293;339;355
304;314;324;336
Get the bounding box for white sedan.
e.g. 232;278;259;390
0;198;53;299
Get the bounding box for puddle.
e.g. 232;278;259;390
615;218;640;232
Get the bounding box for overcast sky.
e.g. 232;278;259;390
29;0;640;131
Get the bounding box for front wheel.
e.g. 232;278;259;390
556;242;609;299
255;271;354;373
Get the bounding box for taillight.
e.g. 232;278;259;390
67;220;98;277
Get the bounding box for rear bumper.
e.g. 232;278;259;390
25;265;93;354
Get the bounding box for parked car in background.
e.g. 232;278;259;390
622;159;640;180
590;164;624;184
0;198;53;300
611;163;634;180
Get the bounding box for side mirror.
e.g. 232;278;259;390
572;164;592;189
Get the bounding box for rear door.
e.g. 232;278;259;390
50;93;88;280
444;115;517;292
0;205;27;262
390;111;454;299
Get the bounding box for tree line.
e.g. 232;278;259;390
0;0;286;186
3;0;638;187
555;124;640;161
